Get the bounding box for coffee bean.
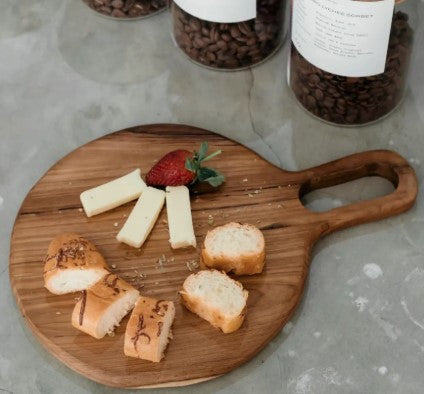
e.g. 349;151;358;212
172;0;286;70
290;11;413;125
111;0;123;8
314;89;324;101
111;9;126;17
83;0;167;18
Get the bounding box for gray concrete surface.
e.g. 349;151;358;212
1;1;424;393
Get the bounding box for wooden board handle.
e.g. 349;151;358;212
298;150;418;236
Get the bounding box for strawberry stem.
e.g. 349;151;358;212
201;150;222;163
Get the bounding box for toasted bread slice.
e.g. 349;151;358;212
43;233;110;294
201;223;265;275
180;270;248;333
124;296;175;362
71;273;139;339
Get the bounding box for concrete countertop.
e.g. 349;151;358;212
1;1;423;393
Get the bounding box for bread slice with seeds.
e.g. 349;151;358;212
180;270;248;333
71;273;139;339
43;233;110;295
201;222;265;275
124;296;175;362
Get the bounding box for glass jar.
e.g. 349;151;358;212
172;0;287;70
289;0;415;126
82;0;168;19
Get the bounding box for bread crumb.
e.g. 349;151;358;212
278;185;282;189
134;270;146;279
186;260;199;271
111;264;117;269
242;178;248;182
78;208;83;212
254;190;260;194
55;311;61;315
107;331;115;337
113;222;119;227
248;193;254;198
277;204;282;208
123;214;127;218
157;254;167;268
155;281;159;285
208;215;214;226
162;219;168;224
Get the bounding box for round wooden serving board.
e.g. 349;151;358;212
10;124;418;388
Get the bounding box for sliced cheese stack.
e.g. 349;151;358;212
80;170;197;251
165;186;196;249
116;187;166;248
80;169;146;217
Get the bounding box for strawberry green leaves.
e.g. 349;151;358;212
185;141;225;187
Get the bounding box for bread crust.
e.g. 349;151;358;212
201;223;266;275
180;270;248;334
124;296;175;362
43;233;110;294
71;273;139;339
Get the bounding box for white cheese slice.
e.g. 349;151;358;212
165;186;196;249
116;187;165;248
80;169;146;217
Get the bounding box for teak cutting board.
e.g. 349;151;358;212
9;124;418;388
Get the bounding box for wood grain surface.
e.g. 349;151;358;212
9;124;418;388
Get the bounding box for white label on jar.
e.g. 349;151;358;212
292;0;395;77
173;0;257;23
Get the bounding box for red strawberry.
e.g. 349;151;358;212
146;150;193;187
146;141;225;188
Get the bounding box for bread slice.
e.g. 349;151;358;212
124;296;175;362
71;273;139;339
201;222;266;275
43;233;110;294
180;270;248;333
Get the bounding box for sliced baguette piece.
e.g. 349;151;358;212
180;270;248;333
201;222;266;275
43;233;110;295
71;273;139;339
124;296;175;362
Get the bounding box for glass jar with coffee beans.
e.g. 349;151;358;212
289;0;415;126
172;0;287;70
82;0;168;19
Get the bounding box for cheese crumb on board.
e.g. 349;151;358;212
165;186;196;249
116;186;165;248
80;169;146;217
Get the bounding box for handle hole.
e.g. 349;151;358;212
301;177;395;212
